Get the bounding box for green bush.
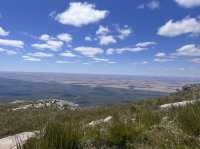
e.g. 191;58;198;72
135;107;161;130
23;120;84;149
176;102;200;136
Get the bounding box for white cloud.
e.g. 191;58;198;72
175;44;200;56
114;47;147;54
142;61;149;64
107;61;117;64
93;57;109;62
154;52;175;62
34;33;72;51
96;25;131;45
60;51;77;57
106;41;156;54
0;48;17;55
56;60;75;64
32;40;63;51
0;38;24;48
138;1;160;10
154;58;174;62
22;55;41;62
155;52;166;57
0;26;9;36
117;26;132;40
74;46;103;57
147;1;160;10
174;0;200;8
99;35;116;45
158;17;200;37
39;34;52;41
55;2;108;27
85;36;92;41
92;57;116;64
96;26;117;45
106;48;115;55
96;25;110;35
82;62;90;65
136;41;157;47
27;52;54;58
57;33;72;42
191;58;200;64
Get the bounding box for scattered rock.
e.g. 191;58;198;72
0;131;38;149
89;116;112;126
160;100;200;109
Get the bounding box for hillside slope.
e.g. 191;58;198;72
0;84;200;149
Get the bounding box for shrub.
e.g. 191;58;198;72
176;102;200;136
23;120;84;149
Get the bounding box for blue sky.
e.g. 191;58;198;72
0;0;200;77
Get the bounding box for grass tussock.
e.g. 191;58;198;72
175;102;200;136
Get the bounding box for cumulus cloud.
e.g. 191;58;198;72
0;48;17;55
115;47;148;54
155;52;166;57
26;52;54;58
107;47;148;54
85;36;92;41
99;35;116;45
92;57;116;64
175;44;200;56
158;17;200;37
138;1;160;10
154;58;174;62
0;26;9;36
136;41;157;47
55;2;108;27
96;25;117;45
106;41;156;54
154;52;175;62
174;0;200;8
57;33;72;42
117;26;132;40
0;38;24;48
22;55;41;62
93;57;109;62
33;33;73;51
106;48;115;55
74;46;103;57
60;51;77;57
32;40;63;51
96;25;110;35
39;34;52;41
56;60;76;64
96;25;131;45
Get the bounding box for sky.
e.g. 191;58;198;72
0;0;200;77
